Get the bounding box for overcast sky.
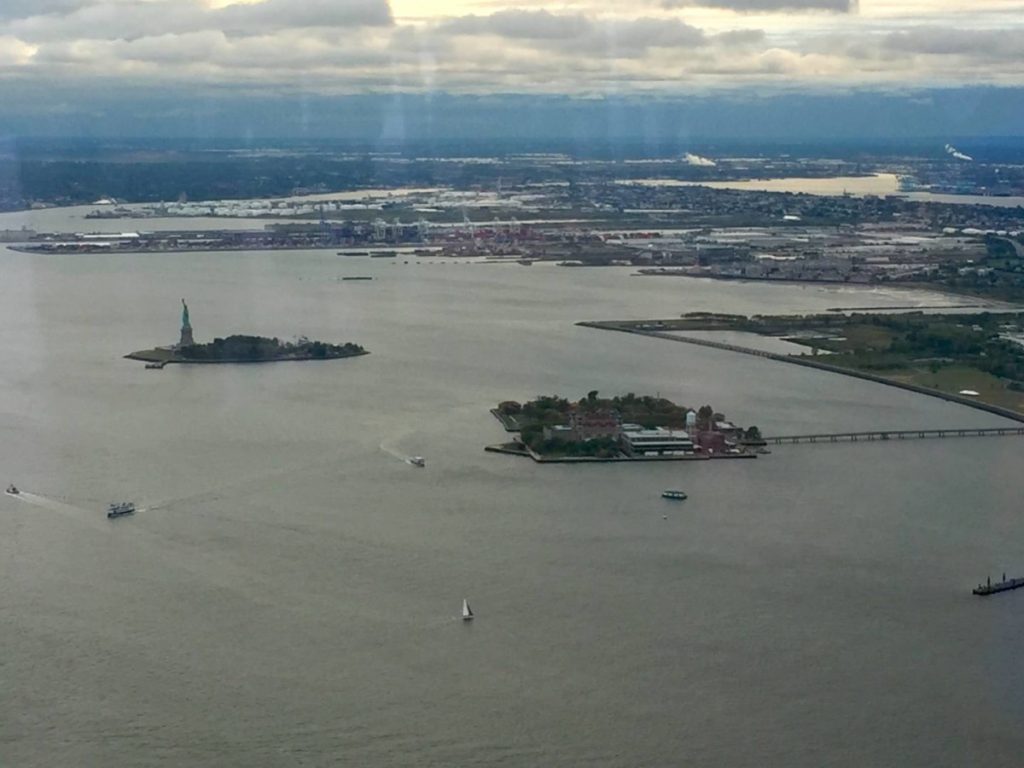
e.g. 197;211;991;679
2;0;1022;92
1;0;1022;138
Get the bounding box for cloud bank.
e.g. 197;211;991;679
0;0;1021;120
661;0;855;11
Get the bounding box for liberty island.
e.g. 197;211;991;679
126;300;368;366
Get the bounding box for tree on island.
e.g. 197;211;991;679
176;334;364;361
522;395;572;424
697;404;715;431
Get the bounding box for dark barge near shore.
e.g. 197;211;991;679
972;574;1024;596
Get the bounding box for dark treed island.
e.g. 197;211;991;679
128;334;368;367
178;335;367;362
488;391;763;462
126;299;368;367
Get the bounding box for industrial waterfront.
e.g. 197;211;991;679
2;244;1024;766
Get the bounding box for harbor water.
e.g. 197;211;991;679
1;247;1023;767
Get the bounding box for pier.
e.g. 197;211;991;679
973;575;1024;597
766;427;1024;445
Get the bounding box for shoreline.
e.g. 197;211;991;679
633;271;1021;309
13;243;360;256
484;442;755;463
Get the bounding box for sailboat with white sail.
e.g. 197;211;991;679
462;598;474;621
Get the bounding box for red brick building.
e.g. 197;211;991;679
569;409;622;441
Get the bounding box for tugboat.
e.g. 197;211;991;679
410;456;426;468
661;490;688;501
107;501;136;519
5;484;19;495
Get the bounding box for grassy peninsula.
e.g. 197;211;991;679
586;311;1024;416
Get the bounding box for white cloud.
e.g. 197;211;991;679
945;143;973;161
685;152;716;165
0;34;37;65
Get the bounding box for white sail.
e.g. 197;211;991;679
462;598;473;620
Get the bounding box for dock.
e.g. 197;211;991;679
973;575;1024;596
484;443;755;463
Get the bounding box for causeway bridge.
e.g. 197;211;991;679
765;426;1024;445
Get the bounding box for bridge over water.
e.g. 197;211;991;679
766;427;1024;445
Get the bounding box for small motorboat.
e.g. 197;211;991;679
410;456;426;468
5;484;19;495
661;490;688;501
107;501;136;519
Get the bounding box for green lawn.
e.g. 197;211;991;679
785;324;897;354
884;365;1024;412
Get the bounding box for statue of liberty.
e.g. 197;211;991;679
179;299;195;347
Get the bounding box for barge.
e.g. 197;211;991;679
973;574;1024;596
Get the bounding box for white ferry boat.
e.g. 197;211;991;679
107;501;136;519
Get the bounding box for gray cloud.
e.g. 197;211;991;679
711;29;766;46
600;18;706;49
8;0;392;43
0;1;92;22
215;0;392;34
661;0;855;11
438;10;592;40
437;11;707;54
882;28;1024;61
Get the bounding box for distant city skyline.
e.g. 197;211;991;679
0;1;1022;139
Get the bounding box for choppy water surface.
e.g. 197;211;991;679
1;250;1022;767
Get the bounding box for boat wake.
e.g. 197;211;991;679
8;490;83;512
4;489;108;528
379;440;424;467
143;489;220;514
